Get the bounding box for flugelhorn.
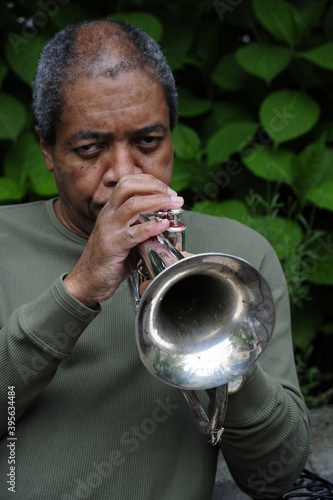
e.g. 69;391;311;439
128;209;276;445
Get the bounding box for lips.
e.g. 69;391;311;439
89;202;106;220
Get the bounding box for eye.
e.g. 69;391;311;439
75;143;102;157
136;136;161;150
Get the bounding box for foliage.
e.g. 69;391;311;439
295;344;333;408
0;0;332;406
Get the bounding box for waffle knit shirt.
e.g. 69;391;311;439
0;199;310;499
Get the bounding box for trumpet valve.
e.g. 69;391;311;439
161;209;186;250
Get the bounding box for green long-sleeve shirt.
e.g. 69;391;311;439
0;199;310;499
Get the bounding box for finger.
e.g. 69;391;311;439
110;193;184;233
107;174;177;211
123;217;171;249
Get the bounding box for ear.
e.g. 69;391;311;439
35;125;55;172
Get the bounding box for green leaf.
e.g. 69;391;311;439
259;90;320;145
109;12;163;42
210;102;254;127
242;146;295;185
299;132;326;164
170;157;193;192
193;199;248;222
4;131;35;188
0;177;24;202
303;233;333;285
172;123;201;161
202;103;254;144
300;42;333;71
253;0;298;46
194;22;219;67
294;0;326;40
161;20;192;70
292;309;322;350
0;59;8;87
0;92;26;140
178;89;212;117
207;122;258;166
236;43;292;84
30;169;58;197
5;35;48;86
306;178;333;211
28;153;58;198
50;4;88;29
291;137;332;207
4;130;57;197
212;53;250;91
251;216;303;261
314;121;333;142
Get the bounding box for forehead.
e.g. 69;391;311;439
59;70;169;132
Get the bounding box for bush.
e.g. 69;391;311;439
0;0;332;406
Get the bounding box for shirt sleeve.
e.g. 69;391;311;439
219;241;310;499
0;275;100;438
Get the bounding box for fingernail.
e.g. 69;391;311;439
167;187;178;196
170;196;184;204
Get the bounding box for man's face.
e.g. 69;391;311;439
41;70;174;237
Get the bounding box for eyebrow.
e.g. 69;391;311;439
68;131;106;146
68;123;168;146
133;124;168;135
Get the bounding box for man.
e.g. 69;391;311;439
0;20;310;499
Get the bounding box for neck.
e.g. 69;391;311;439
54;199;92;239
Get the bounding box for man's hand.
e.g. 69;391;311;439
63;174;184;308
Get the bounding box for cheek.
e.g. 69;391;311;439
162;151;174;185
53;165;96;199
148;145;174;184
163;167;173;186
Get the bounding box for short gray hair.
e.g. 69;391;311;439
32;20;178;145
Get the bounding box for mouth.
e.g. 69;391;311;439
94;202;107;210
89;202;107;220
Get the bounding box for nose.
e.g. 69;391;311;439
101;142;141;185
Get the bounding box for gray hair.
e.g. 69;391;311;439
32;20;178;145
